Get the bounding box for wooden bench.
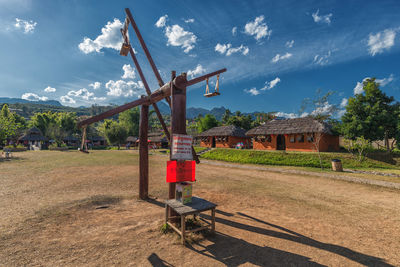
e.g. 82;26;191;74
165;196;217;244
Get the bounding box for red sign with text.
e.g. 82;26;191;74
166;160;196;183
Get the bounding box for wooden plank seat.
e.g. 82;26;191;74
203;92;220;97
165;196;217;244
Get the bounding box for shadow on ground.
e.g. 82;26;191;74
195;211;394;266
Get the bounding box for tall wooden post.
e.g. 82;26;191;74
169;71;187;199
169;71;187;220
139;102;149;200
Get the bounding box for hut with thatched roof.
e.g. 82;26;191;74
246;117;339;152
18;127;47;150
196;125;250;148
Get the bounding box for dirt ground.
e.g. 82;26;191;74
0;150;399;266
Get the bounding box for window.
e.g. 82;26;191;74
266;135;271;142
297;134;304;143
307;134;314;142
289;135;295;143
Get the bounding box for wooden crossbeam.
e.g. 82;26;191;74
77;68;226;128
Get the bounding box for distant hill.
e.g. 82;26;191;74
1;99;262;121
0;97;63;106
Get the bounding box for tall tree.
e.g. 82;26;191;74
197;114;219;132
119;107;140;136
341;78;398;151
104;121;128;149
0;105;21;145
222;109;232;124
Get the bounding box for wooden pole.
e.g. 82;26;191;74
139;102;149;200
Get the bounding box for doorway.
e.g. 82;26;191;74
276;134;286;150
211;137;216;148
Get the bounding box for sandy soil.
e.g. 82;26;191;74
0;150;399;266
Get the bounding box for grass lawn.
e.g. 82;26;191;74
1;150;399;266
201;148;400;170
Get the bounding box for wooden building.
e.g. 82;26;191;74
136;132;168;149
63;136;79;147
18;127;47;150
197;125;250;148
246;117;339;152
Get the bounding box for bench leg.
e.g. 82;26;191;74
211;208;215;233
165;204;168;223
181;215;186;245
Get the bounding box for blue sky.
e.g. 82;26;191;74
1;0;400;117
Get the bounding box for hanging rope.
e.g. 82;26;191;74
205;78;210;95
215;74;220;93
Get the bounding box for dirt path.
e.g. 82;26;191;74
0;151;399;266
202;159;400;190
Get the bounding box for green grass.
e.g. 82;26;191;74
201;149;400;170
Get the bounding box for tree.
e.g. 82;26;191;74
46;122;67;147
0;105;21;145
57;112;77;135
29;112;56;135
222;109;232;124
300;89;339;121
119;107;140;136
343;137;372;162
341;78;398;151
197;114;219;132
104;121;128;149
225;113;254;130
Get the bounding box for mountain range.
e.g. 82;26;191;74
0;97;259;120
0;97;62;106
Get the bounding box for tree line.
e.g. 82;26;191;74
1;78;399;152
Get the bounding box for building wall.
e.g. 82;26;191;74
200;136;250;148
252;133;339;152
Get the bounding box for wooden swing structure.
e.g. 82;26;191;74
77;8;226;200
204;75;220;97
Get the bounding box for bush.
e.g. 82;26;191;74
201;149;399;170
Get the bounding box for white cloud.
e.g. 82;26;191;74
244;88;260;96
271;52;292;63
187;64;206;78
67;88;94;100
14;18;37;34
313;51;331;65
105;80;144;97
60;95;76;104
353;81;364;95
340;98;348;108
312;9;332;25
121;64;135;79
44;86;56;93
376;74;394;86
21;93;48;101
368;29;396;56
244;15;271;41
232;27;237;36
215;43;249;56
155;15;168;28
285;40;294;48
89;82;101;90
78;18;123;54
353;75;394;95
311;101;334;116
215;43;230;54
184;18;194;23
164;24;197;53
261;77;281;90
92;96;106;102
274;112;306;119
